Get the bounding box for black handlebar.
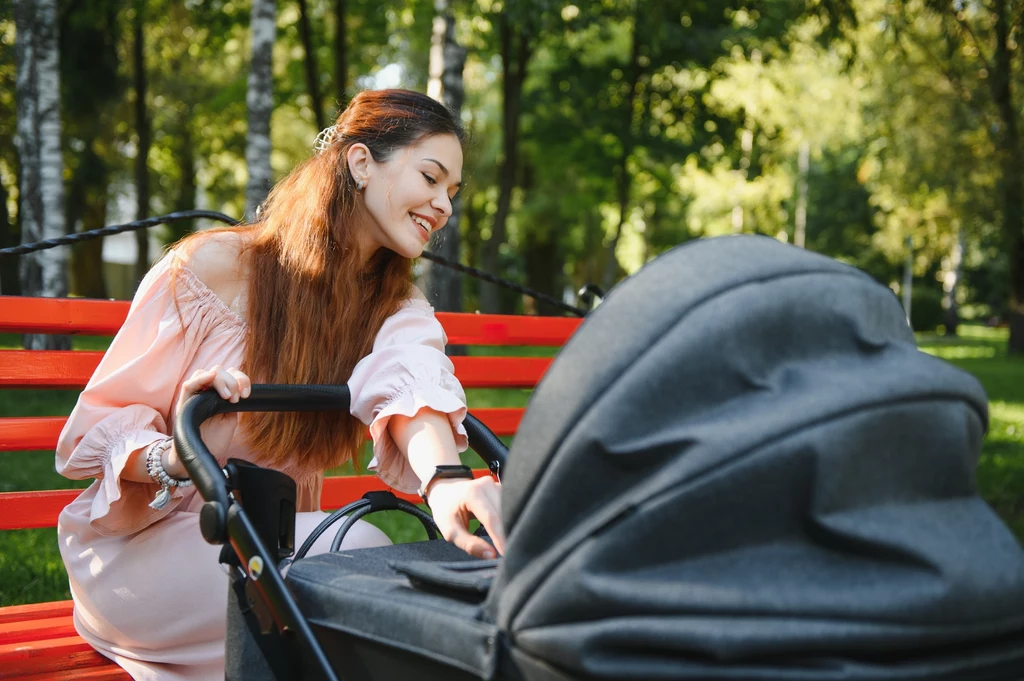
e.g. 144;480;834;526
174;384;508;543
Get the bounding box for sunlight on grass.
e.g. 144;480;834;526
920;345;997;360
919;326;1024;541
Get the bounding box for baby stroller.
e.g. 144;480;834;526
176;235;1024;681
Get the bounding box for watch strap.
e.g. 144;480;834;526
418;465;475;506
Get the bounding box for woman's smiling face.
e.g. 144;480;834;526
349;133;463;261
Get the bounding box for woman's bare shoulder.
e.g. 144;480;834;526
174;231;250;306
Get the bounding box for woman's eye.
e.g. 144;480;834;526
422;173;437;185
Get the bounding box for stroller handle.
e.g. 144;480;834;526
174;384;509;681
174;384;509;543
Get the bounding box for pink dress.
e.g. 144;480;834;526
55;251;469;681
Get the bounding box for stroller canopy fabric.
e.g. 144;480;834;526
285;235;1024;681
488;234;1024;678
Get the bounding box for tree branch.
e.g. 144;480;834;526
948;1;995;72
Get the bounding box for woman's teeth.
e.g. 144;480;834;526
411;214;431;235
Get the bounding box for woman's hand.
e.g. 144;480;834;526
426;475;506;559
165;366;251;477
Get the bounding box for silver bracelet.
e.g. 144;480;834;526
146;437;192;511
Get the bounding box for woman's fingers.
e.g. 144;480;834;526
227;368;252;399
428;477;506;559
213;366;240;402
471;487;506;555
180;366;252;403
181;368;216;395
444;522;498;560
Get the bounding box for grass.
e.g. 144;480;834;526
1;328;1022;606
917;325;1024;539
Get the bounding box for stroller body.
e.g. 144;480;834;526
180;235;1024;681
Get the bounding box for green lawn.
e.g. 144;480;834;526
1;328;1022;606
917;326;1024;539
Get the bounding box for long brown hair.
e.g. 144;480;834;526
180;90;464;471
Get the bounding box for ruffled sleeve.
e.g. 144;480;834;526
55;253;209;536
348;299;469;493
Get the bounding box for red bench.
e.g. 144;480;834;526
0;294;580;680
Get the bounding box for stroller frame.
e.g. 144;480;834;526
174;384;508;681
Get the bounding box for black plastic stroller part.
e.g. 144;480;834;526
293;490;439;562
175;383;508;681
224;458;297;562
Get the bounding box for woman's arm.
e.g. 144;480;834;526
388;406;505;558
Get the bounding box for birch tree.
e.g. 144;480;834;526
13;0;69;350
423;0;466;313
246;0;276;218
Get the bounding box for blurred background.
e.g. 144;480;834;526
3;0;1022;333
0;0;1022;603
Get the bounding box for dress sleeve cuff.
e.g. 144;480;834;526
90;430;188;536
366;383;469;494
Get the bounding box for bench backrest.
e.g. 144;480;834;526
0;295;581;531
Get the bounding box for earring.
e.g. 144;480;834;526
356;178;365;191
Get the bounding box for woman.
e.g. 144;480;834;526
55;89;505;681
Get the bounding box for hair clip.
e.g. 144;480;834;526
313;125;338;155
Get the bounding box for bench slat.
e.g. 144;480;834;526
437;312;580;346
5;666;130;680
0;296;581;346
0;472;495;531
0;351;550;389
0;352;105;389
0;409;523;452
0;617;77;646
0;603;73;626
0;636;112;679
0;298;129;336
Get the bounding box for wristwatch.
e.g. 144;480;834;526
418;465;475;506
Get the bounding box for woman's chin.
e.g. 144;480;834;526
389;241;425;259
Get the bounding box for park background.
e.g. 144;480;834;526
1;0;1022;605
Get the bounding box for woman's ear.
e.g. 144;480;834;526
346;143;373;185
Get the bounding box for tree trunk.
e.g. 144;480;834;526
601;1;642;291
423;0;466;317
941;226;964;336
334;0;347;109
0;178;20;295
133;0;151;286
297;0;325;131
480;15;529;313
902;235;913;326
168;116;197;243
14;0;69;350
65;140;107;299
246;0;276;219
794;138;810;248
988;0;1024;353
71;165;108;300
522;229;560;316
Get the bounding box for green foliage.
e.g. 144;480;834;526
910;285;944;332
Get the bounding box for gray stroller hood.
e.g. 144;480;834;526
284;235;1024;681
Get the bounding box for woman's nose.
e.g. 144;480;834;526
432;192;452;217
